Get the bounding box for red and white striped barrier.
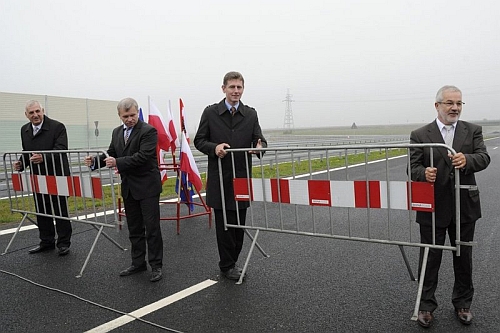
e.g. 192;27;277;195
11;173;103;199
233;178;434;212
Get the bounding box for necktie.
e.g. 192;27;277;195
33;126;40;136
443;125;454;147
230;107;236;116
124;127;132;144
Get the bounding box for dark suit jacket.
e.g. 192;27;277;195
194;99;267;210
410;120;490;227
97;120;162;200
18;116;70;176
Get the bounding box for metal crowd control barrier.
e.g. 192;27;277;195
219;143;470;321
2;149;125;278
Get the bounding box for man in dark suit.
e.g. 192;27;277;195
84;98;163;282
410;85;490;327
14;100;72;256
194;71;267;281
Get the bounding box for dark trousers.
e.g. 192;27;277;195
123;194;163;269
34;193;72;248
418;221;475;311
214;209;247;271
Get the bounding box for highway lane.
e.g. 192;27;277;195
1;137;498;332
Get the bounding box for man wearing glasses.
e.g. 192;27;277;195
409;85;490;327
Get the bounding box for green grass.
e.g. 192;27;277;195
254;148;405;178
0;148;406;224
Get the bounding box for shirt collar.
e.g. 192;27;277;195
32;121;43;131
224;100;239;112
435;118;456;132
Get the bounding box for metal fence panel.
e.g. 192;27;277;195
219;143;466;321
2;149;125;277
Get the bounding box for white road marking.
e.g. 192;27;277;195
85;279;217;333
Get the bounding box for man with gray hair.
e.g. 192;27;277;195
85;98;164;282
14;100;72;256
410;86;490;327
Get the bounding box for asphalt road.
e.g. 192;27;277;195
0;137;499;332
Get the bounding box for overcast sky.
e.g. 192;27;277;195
1;0;499;131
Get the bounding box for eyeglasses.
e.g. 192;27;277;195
437;101;465;107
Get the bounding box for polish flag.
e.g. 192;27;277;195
166;101;179;153
147;100;170;183
180;98;190;144
179;133;202;192
148;100;173;152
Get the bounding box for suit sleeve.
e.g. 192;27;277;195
52;122;68;150
252;112;267;158
462;125;490;175
194;108;218;158
93;129;118;170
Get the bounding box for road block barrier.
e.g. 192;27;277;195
219;143;468;321
2;149;125;277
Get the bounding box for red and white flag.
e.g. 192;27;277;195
148;100;172;183
180;98;190;144
166;101;179;153
148;100;174;152
179;133;202;192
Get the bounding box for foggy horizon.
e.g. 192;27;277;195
2;1;499;130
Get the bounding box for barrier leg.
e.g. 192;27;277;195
176;200;181;235
2;214;36;255
411;246;429;321
237;229;262;285
244;229;269;258
89;224;126;251
76;225;105;278
398;245;416;281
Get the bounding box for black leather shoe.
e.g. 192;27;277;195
58;247;70;256
150;268;162;282
234;264;243;273
119;265;147;276
417;310;434;328
456;308;473;325
28;245;55;254
221;267;242;281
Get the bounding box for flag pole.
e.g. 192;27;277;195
175;99;182;206
168;99;175;159
176;132;183;207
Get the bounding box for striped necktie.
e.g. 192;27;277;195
124;127;132;144
230;107;236;116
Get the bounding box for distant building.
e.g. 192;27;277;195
0;91;120;153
